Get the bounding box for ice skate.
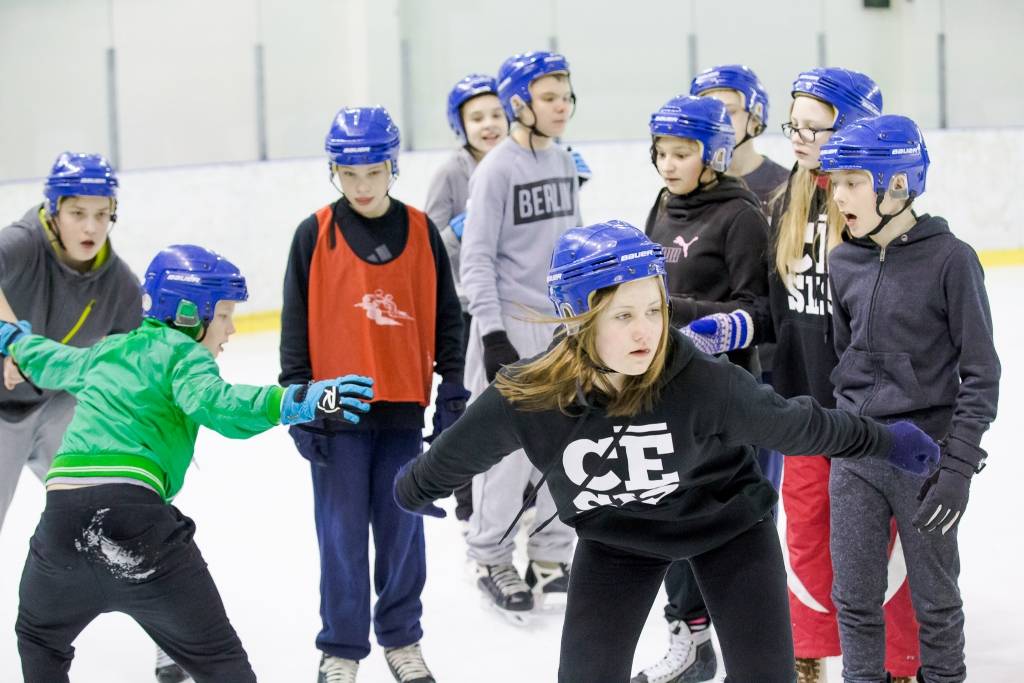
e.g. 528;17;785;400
525;559;569;612
631;619;717;683
476;562;534;626
317;653;359;683
384;642;435;683
796;657;828;683
155;646;192;683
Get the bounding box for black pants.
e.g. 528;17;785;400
558;519;796;683
17;485;256;683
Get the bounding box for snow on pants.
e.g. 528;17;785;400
17;485;255;683
292;426;426;661
464;312;575;565
559;519;796;683
785;455;920;676
830;455;964;683
0;392;76;533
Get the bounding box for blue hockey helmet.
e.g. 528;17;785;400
690;64;770;129
649;95;735;172
325;106;401;177
446;73;501;144
791;67;883;129
43;152;118;214
820;115;929;197
497;51;572;122
142;245;248;334
548;221;667;318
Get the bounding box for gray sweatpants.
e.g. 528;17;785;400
464;311;575;565
0;392;76;534
830;456;964;683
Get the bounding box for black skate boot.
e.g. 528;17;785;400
476;562;534;626
630;619;717;683
384;642;435;683
155;646;191;683
317;652;359;683
525;559;569;611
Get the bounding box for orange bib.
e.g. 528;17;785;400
308;204;437;406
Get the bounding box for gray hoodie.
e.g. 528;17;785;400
828;214;1000;446
0;205;142;419
424;147;477;310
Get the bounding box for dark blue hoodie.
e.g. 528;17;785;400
828;214;1000;447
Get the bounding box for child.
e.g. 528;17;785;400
634;94;770;683
0;151;140;534
458;50;581;622
395;220;939;683
821;115;1000;683
425;73;508;522
279;106;465;682
690;64;789;213
2;244;374;683
766;68;922;683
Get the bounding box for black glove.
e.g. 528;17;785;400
912;436;986;535
425;382;470;443
393;459;446;518
482;330;519;383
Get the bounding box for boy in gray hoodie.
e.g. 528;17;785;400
459;50;582;622
822;116;1000;683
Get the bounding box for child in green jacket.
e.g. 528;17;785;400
0;244;374;683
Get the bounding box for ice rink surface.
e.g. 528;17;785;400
1;266;1021;682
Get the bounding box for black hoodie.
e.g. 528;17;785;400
397;330;894;560
644;176;770;375
828;214;1000;446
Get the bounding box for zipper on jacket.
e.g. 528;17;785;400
862;246;886;414
60;299;96;344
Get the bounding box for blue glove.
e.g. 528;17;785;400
884;421;940;476
393;459;446;518
449;212;467;241
567;147;592;186
680;311;752;355
913;436;985;534
0;320;32;357
280;375;374;425
425;382;470;443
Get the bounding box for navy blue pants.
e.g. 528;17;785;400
291;427;426;661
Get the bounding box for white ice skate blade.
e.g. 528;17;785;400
479;594;532;627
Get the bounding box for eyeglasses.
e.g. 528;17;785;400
781;122;836;143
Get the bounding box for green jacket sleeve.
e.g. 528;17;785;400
169;342;284;438
11;334;92;394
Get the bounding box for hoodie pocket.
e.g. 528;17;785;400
832;349;927;415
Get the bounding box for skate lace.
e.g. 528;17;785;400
319;655;359;683
385;644;432;681
489;564;530;596
641;622;695;681
795;657;823;683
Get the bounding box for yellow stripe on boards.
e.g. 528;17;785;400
228;247;1024;337
978;248;1024;268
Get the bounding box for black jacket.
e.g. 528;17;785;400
644;177;770;375
397;330;893;560
829;214;1000;445
279;197;464;430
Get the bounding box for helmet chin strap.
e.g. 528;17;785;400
866;191;914;237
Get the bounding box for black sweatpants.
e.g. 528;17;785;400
558;519;796;683
17;485;256;683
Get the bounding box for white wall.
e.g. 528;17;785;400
1;129;1020;315
2;0;1023;182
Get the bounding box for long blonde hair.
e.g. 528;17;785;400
495;282;671;417
771;99;846;277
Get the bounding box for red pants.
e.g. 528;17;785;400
781;455;920;677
